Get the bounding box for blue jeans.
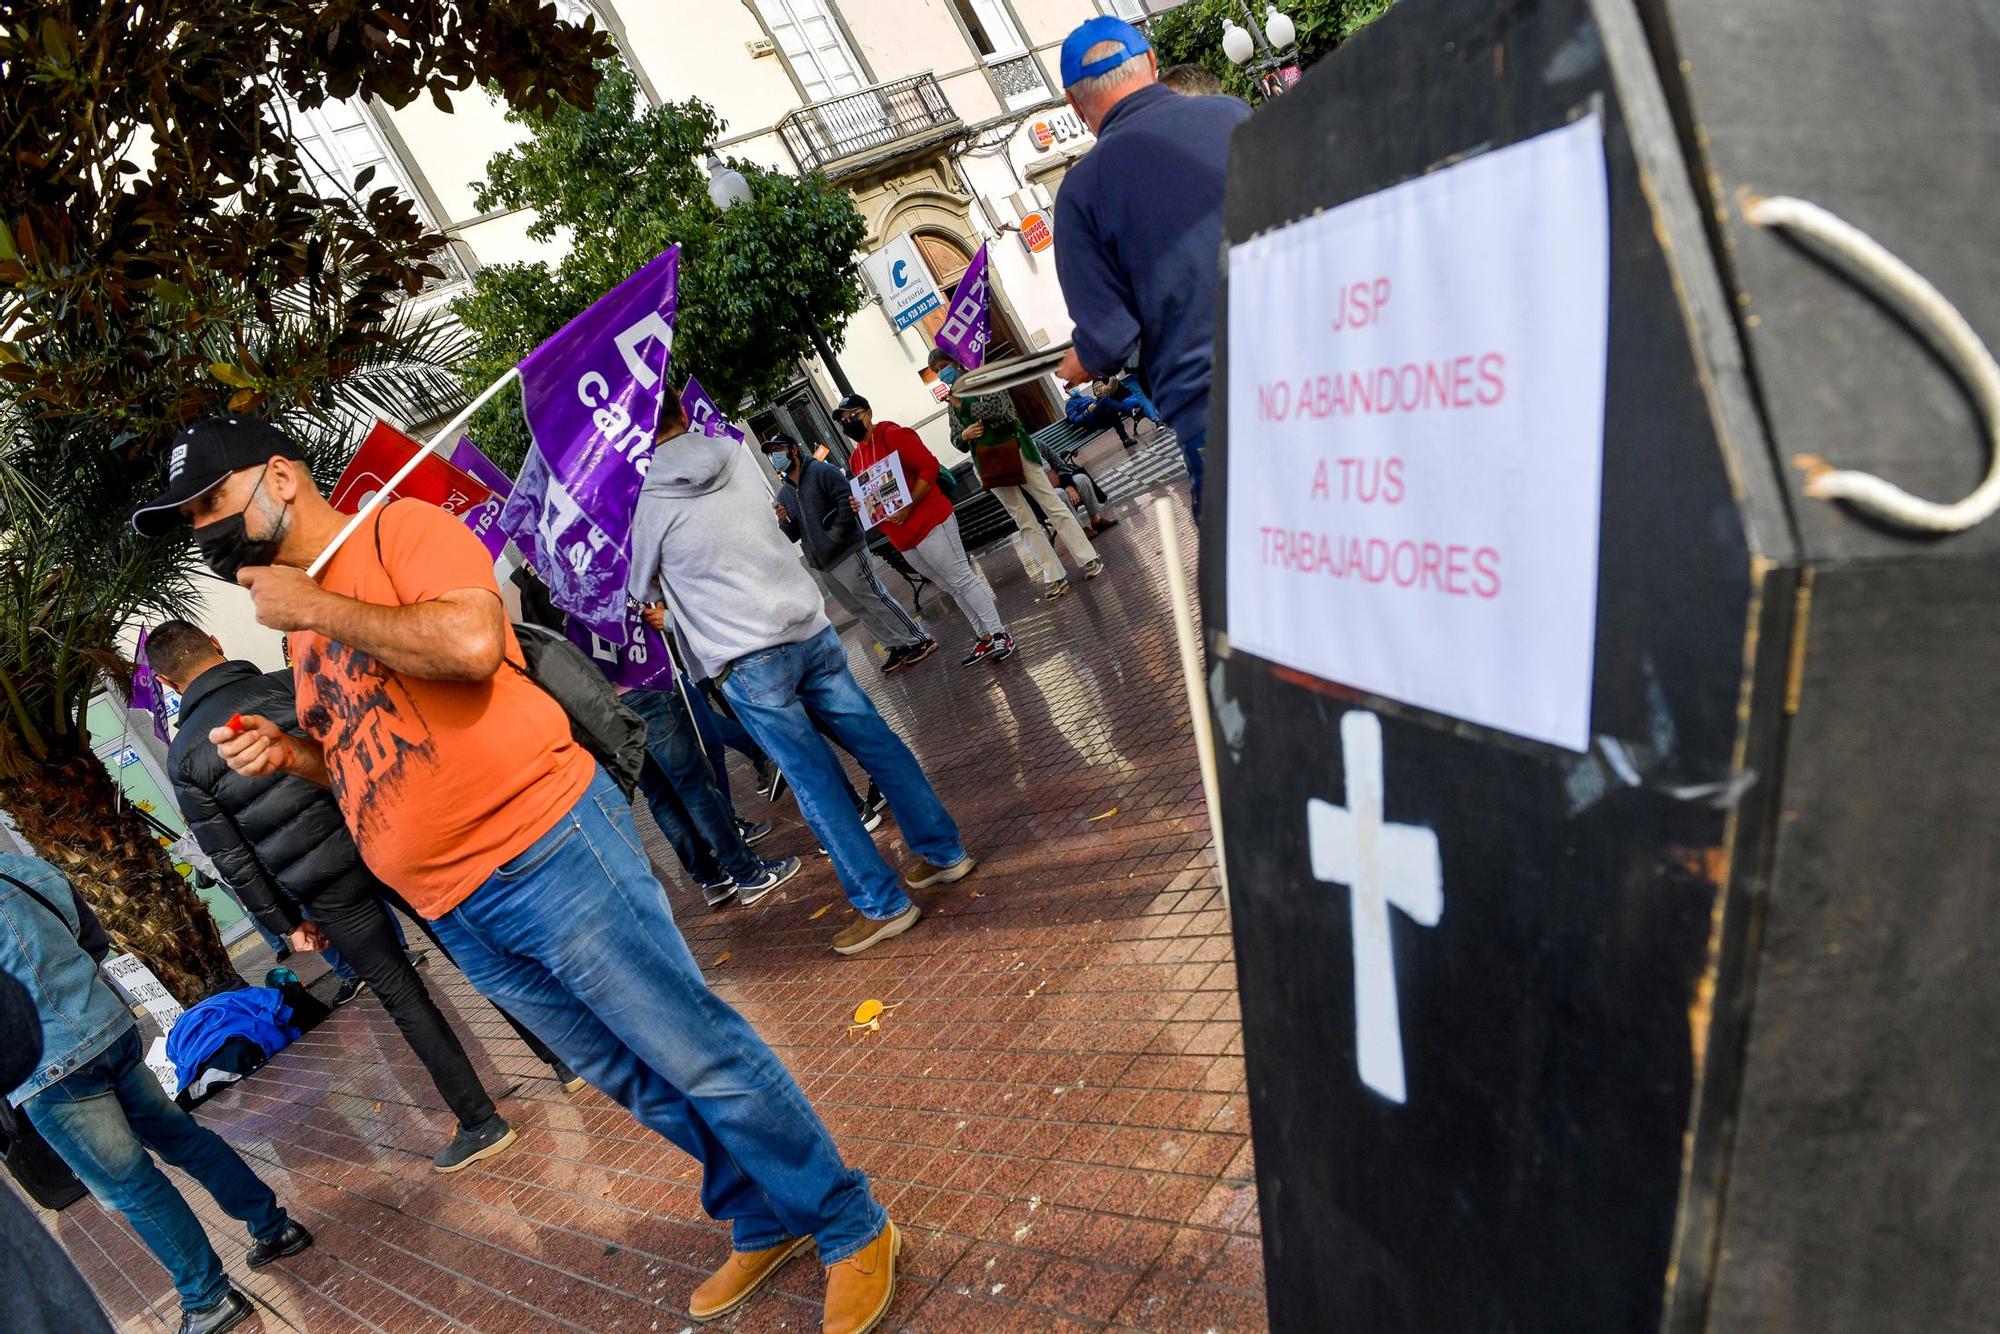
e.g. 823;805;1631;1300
432;769;885;1261
25;1028;289;1313
1112;383;1165;422
627;686;759;884
700;675;863;811
686;681;765;798
720;626;965;919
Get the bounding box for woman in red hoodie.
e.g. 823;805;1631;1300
836;394;1016;665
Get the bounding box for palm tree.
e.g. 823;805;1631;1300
0;302;474;1007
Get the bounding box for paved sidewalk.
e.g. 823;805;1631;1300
25;490;1264;1332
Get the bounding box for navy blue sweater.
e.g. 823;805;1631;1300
1054;84;1250;445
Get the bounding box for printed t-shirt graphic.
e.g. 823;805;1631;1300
289;501;595;918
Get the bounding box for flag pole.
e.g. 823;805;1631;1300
1155;496;1228;893
307;367;523;579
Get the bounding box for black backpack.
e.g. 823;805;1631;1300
508;623;646;799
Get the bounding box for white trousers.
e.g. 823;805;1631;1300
990;462;1098;585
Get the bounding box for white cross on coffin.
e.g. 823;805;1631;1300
1308;711;1444;1105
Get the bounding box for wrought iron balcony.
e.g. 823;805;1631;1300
777;73;961;177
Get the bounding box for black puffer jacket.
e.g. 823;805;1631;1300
167;660;377;940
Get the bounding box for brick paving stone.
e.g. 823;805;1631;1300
9;494;1267;1330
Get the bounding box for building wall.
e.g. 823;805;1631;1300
328;1;1158;453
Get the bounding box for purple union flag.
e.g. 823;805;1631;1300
501;247;680;640
933;241;990;369
680;374;745;442
449;437;513;560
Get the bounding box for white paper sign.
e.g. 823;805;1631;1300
849;453;913;531
103;952;185;1033
862;234;943;331
1225;115;1610;752
145;1035;181;1098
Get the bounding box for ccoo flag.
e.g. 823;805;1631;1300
500;246;680;640
129;629;172;742
680;375;745;443
933;241;991;369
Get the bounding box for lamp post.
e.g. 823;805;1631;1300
1222;4;1300;97
705;152;857;399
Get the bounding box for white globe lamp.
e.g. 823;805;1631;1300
705;154;752;213
1221;20;1256;66
1265;7;1298;51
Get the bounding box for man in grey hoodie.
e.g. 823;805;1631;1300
628;397;976;956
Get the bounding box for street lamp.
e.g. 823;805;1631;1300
704;153;753;211
704;151;856;398
1221;3;1300;96
1263;6;1297;51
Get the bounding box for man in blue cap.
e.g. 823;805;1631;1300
1052;15;1250;518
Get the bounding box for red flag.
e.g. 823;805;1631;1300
329;422;494;519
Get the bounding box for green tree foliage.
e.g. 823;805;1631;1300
0;303;481;1004
0;1;608;1003
1148;0;1393;101
451;62;868;470
0;1;613;443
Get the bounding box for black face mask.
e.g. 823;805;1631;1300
838;416;869;443
192;471;287;582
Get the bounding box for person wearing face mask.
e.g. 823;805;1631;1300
764;432;935;673
929;347;1103;599
135;412;906;1333
834;394;1015;666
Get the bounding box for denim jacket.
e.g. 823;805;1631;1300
0;853;134;1106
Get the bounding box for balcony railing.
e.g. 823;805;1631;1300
777;73;960;177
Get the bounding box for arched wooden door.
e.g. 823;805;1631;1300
914;230;1059;431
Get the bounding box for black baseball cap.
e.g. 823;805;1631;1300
130;415;307;537
834;394;871;416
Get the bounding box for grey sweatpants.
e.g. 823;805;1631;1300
819;547;927;650
903;514;1005;638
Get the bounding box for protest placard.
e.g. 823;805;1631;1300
850;453;912;530
1224;115;1609;751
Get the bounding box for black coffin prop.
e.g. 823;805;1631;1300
1201;0;1999;1330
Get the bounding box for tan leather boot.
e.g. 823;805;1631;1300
688;1237;812;1322
822;1222;901;1334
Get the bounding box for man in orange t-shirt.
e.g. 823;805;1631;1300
836;393;1015;665
284;499;593;915
133;417;894;1332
